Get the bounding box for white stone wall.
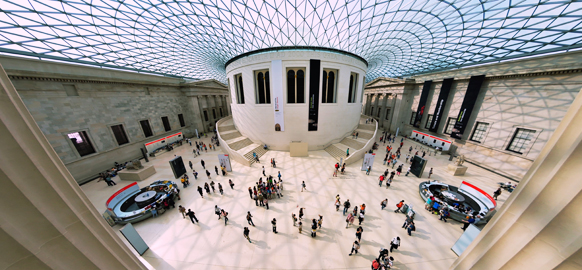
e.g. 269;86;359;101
226;50;367;150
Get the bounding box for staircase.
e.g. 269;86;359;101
217;118;268;166
324;121;376;161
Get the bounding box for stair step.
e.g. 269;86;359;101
221;131;243;141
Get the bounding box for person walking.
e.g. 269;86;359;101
189;161;193;170
355;132;359;139
298;220;303;234
461;216;475;231
247;211;255;226
264;198;269;210
317;215;323;229
439;208;449;222
397;164;402;176
346;212;354;228
262;166;266;176
243;227;251;243
381;198;388;210
348;240;360;256
406;166;411;176
215;205;222;220
258;193;264;206
223;210;229;226
214;166;219;175
493;188;502;200
390;236;401;252
356;226;363;242
406;221;415;236
204;182;211;194
358;211;365;225
229;179;235;189
395;200;405;213
201;159;205;169
346;148;350;157
218;183;224;195
343;199;351;215
179;205;186;218
210;181;216;193
248;187;253;199
311;220;317;237
206;170;211;179
278;171;282;181
335;199;341;211
197;186;204;198
301;181;307;192
378;175;384;187
271;218;278;233
186;209;198;224
292;213;297;226
299;207;305;220
428;167;433;178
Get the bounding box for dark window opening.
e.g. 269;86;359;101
111;124;129;145
161;116;171;132
140;120;153;137
203;111;209;121
178;114;185;127
68;131;96;157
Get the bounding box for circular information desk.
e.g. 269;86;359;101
135;191;157;208
441;191;465;203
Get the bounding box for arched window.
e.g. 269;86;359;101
322;69;338;103
286;68;306;103
254;70;270;104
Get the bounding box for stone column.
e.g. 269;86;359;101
451;88;582;270
188;95;205;135
364;94;371;115
0;64;147;269
372;93;381;117
379;93;389;128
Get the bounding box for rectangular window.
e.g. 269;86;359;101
470;122;489;143
348;73;358;103
507;128;536;154
425;114;433;129
178;114;185;127
287;68;306;103
203;111;209;121
161;116;171;132
139;120;153;137
322;69;338;103
445;117;457;134
212;108;217;119
67;131;96;157
376;107;381;117
410;111;416;125
254;70;271;104
220;108;223;117
234;74;245;104
360;76;366;103
110;124;129;146
385;108;391;120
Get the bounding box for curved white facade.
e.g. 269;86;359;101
226;49;367;150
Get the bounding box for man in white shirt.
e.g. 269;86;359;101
390;236;400;252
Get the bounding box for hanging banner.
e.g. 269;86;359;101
414;80;432;127
451;75;486;139
429;78;454;132
271;60;285;131
361;153;376;171
218;154;232;172
308;59;321;131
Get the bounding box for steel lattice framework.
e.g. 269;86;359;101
0;0;581;82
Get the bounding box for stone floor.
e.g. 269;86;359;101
81;135;514;270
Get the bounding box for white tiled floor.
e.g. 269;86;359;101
81;135;513;270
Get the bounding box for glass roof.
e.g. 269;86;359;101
0;0;581;82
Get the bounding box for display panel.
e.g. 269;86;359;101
429;78;454;132
308;59;321;131
414;81;432;128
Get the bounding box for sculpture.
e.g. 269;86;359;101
127;159;143;170
454;155;465;166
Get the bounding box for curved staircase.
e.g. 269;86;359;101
324;118;377;162
216;117;268;166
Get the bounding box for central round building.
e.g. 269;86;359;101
225;47;368;151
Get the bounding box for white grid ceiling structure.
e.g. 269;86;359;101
0;0;581;82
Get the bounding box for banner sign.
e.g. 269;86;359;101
308;59;320;131
361;153;376;171
106;182;140;210
429;78;454;132
411;130;452;151
451;75;485;139
414;80;432;127
218;154;232;172
144;132;183;153
271;60;285;131
459;181;497;211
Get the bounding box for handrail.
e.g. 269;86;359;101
216;116;251;166
344;115;378;165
